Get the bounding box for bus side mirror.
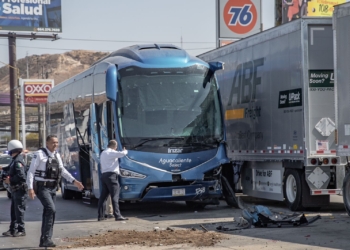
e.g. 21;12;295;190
106;65;118;102
208;61;224;72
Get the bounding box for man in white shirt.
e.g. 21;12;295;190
27;135;84;247
98;139;128;221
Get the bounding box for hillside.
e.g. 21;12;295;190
0;50;109;92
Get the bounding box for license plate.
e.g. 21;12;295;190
172;188;185;196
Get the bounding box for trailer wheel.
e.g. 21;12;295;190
221;175;240;208
61;180;74;200
342;171;350;216
283;169;303;211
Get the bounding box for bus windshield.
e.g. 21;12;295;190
117;65;223;151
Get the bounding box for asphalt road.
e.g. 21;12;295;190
0;189;349;250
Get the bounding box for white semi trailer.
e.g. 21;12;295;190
198;18;347;211
333;2;350;215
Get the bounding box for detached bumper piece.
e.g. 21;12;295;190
255;213;321;228
216;205;321;231
242;205;321;228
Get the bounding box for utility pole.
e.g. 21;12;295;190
8;33;19;140
0;32;59;140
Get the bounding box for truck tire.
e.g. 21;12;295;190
283;169;303;211
61;180;74;200
221;175;239;208
342;171;350;216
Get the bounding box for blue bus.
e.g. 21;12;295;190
47;44;234;207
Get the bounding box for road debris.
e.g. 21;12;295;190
216;205;321;232
200;224;208;232
57;229;225;249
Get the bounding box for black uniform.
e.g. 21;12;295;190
2;154;28;236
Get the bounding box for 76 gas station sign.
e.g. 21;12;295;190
218;0;261;41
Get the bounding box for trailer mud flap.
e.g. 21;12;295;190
301;171;329;208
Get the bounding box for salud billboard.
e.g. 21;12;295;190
0;0;62;33
22;79;54;104
218;0;261;40
281;0;346;23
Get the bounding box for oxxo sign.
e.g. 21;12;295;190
23;79;54;104
218;0;261;40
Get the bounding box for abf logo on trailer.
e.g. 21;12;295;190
219;0;261;39
22;79;54;104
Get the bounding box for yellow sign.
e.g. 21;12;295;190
307;0;346;17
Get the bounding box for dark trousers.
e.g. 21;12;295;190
98;172;122;219
10;188;27;232
36;185;57;241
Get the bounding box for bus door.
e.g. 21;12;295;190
89;103;102;198
63;103;81;185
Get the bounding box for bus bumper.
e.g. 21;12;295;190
121;180;221;202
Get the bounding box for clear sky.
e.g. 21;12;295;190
0;0;275;66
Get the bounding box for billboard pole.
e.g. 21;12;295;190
0;32;59;144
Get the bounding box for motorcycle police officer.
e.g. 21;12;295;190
1;140;28;237
27;135;84;248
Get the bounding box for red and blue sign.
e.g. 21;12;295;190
219;0;261;39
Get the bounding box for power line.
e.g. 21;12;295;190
0;43;214;52
0;43;113;52
59;38;215;44
1;37;215;44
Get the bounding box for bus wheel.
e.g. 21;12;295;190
61;180;74;200
221;175;240;208
342;171;350;216
283;169;303;211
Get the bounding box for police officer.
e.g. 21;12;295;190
27;135;84;248
0;140;28;237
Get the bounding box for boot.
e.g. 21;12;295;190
13;231;26;237
39;236;44;247
40;238;56;247
2;230;15;236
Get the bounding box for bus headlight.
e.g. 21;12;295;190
120;169;146;179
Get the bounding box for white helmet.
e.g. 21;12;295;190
8;140;23;153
